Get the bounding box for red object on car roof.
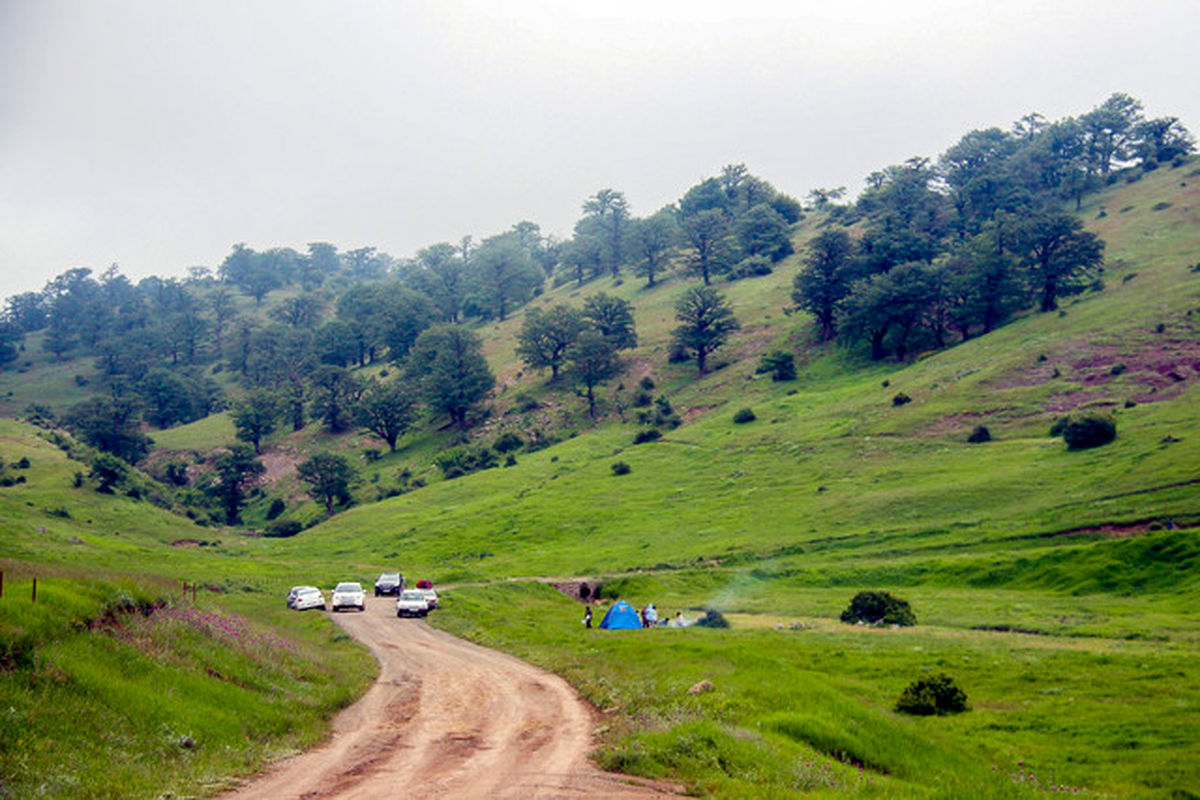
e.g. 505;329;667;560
416;579;433;589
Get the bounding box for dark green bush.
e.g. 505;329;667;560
892;393;912;406
840;591;916;626
633;428;662;444
493;431;524;453
266;498;286;520
611;461;631;475
966;425;991;444
435;446;498;478
264;520;303;538
639;376;655;391
1062;414;1117;450
895;673;968;716
728;255;773;280
631;390;653;407
756;350;797;381
695;609;729;628
732;408;757;424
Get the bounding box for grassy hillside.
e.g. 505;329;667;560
1;163;1198;797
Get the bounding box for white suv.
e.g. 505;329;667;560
331;582;366;612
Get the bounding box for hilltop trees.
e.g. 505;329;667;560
516;305;586;381
467;234;544;321
231;389;281;454
408;325;495;430
671;287;740;374
1013;211;1105;312
582;293;637;351
568;330;621;418
792;229;857;342
205;445;265;524
631;211;677;287
297;452;354;515
355;380;417;452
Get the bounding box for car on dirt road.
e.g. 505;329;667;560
331;581;366;612
374;572;405;596
286;586;310;608
291;586;326;611
395;589;431;618
417;588;439;609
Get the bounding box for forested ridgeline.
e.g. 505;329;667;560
0;93;1191;483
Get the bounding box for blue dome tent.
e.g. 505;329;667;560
599;600;643;630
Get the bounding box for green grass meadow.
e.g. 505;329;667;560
0;165;1197;797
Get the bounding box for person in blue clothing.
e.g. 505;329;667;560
645;603;658;626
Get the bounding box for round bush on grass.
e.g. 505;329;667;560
264;520;303;538
895;673;968;716
732;408;757;424
966;425;991;444
694;609;729;628
840;590;916;626
611;461;632;475
1061;413;1117;450
633;428;662;444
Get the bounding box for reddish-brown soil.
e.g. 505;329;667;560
218;601;680;800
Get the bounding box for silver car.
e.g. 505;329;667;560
331;581;366;612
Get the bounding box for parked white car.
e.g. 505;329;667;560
331;581;366;612
286;585;312;608
417;588;439;610
291;586;326;611
395;589;430;618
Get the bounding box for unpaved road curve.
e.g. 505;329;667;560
219;600;679;799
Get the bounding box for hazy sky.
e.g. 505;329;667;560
2;0;1198;300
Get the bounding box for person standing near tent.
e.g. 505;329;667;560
645;604;658;627
583;605;593;628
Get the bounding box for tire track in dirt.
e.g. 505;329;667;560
219;600;680;799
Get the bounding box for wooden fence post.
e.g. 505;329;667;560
192;583;197;603
31;577;37;603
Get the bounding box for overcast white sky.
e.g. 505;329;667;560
2;0;1198;300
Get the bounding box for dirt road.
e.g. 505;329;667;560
220;600;678;799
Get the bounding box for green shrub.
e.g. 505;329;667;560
264;519;303;538
266;498;286;520
840;591;916;626
639;376;655;391
733;408;757;424
633;428;662;444
1062;414;1117;450
895;673;967;716
756;350;797;381
695;609;729;628
892;393;912;406
493;431;524;453
631;390;653;407
435;445;498;478
611;461;631;475
728;255;774;280
966;425;991;444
